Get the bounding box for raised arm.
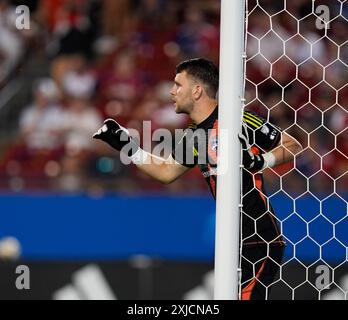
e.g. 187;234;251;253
93;119;191;184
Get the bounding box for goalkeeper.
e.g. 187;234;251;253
93;58;302;300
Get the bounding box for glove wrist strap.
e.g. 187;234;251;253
248;152;276;171
129;148;149;165
262;152;276;169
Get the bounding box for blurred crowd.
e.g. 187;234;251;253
0;0;346;197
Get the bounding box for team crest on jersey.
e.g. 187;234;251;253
210;137;218;151
270;129;277;140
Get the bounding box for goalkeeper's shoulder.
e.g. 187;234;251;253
242;110;266;130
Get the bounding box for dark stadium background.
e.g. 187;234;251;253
0;0;346;299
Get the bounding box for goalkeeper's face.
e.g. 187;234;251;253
171;71;195;115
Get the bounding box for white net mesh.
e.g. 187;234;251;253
243;0;348;300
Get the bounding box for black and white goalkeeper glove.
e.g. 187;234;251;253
238;128;265;171
93;119;139;157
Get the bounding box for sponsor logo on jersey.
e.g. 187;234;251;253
210;137;218;151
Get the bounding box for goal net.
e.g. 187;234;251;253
243;0;348;300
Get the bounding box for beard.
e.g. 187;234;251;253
174;99;193;115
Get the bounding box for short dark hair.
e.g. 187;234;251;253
176;58;219;99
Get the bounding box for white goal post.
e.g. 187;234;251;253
214;0;246;300
215;0;348;300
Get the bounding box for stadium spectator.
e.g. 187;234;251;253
175;5;219;60
98;50;142;103
62;96;102;155
0;0;25;83
19;78;63;151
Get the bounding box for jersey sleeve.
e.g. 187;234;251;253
172;126;197;168
243;111;281;152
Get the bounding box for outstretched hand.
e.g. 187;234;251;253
93;119;135;153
